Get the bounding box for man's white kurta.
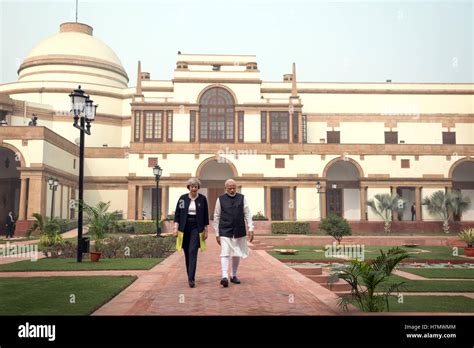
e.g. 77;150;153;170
213;195;254;258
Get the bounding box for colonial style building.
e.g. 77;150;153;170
0;22;473;234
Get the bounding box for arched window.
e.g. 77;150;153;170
199;87;235;142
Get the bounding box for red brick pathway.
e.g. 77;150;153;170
93;236;352;315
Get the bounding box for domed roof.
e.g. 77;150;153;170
18;22;129;87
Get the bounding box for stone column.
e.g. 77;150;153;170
137;185;143;220
18;177;28;221
289;186;295;220
265;186;271;220
321;183;327;219
415;186;422;221
128;183;137;220
360;185;366;221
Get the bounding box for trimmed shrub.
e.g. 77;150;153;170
253;211;269;221
99;235;175;258
57;219;79;233
319;214;352;244
110;220;158;235
271;222;309;234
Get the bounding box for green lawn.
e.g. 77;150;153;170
270;245;468;261
348;295;474;313
361;274;474;292
399;268;474;279
0;276;136;315
0;258;163;272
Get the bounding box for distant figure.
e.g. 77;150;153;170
411;203;416;221
28;114;38;126
5;211;15;239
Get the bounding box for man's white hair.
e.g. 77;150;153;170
224;178;236;187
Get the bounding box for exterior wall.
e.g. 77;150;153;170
340;122;385;144
397;123;443;144
343;188;360;220
240;187;264;217
243;113;261;142
173;113;190;142
84;158;128;177
306;122;327;144
296;187;319;221
455;123;474;144
83;189;128;217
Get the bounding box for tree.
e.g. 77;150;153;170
422;190;471;233
319;214;352;244
80;201;119;252
27;213;64;258
366;193;405;233
331;247;409;312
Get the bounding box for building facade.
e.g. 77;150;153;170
0;22;473;233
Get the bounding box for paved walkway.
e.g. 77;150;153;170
93;236;353;315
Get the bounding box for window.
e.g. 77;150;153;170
327;131;340;144
270;111;289;143
190;111;196;142
199;87;235;142
443;132;456;144
148;157;158;167
166;111;173;142
134;111;141;141
302;114;307;144
275;158;285;168
238;111;244;142
292;112;299;143
261;111;267;142
144;111;163;141
385;131;398;144
401;159;410;168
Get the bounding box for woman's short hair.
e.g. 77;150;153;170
186;177;201;190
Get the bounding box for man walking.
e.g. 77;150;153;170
5;211;15;239
411;203;416;221
213;179;254;287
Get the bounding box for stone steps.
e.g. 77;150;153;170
292;266;323;276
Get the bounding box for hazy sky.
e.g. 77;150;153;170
0;0;472;85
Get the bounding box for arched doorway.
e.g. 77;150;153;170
451;160;474;221
197;157;237;217
199;87;235;143
324;160;361;219
0;147;21;235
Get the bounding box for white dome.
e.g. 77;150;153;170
18;23;129;87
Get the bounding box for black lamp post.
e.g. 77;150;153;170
153;165;163;236
48;177;59;220
69;85;98;262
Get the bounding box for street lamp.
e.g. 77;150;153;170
153;165;163;236
48;177;59;219
69;85;98;262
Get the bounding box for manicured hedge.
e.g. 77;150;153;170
271;222;310;234
111;220;162;234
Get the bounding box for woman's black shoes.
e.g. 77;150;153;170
230;276;241;284
220;277;229;287
188;280;195;288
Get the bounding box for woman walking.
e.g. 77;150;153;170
173;178;209;288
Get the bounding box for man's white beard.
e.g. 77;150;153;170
226;192;236;197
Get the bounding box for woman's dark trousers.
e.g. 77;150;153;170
183;216;199;281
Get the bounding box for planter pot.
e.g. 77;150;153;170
464;247;474;257
90;251;102;262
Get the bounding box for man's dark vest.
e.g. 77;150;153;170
218;193;246;238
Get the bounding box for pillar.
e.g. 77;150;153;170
161;186;167;219
289;186;295;220
266;112;270;143
321;183;327;219
128;183;137;220
265;186;271;219
360;185;366;221
415;186;422;221
18;178;28;221
137;185;143;220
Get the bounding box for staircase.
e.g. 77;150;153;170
250;239;274;251
292;266;352;293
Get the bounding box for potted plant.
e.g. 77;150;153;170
81;201;119;262
458;228;474;257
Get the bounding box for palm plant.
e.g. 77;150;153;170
422;190;471;233
366;194;405;233
80;201;119;252
27;213;64;257
332;247;409;312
